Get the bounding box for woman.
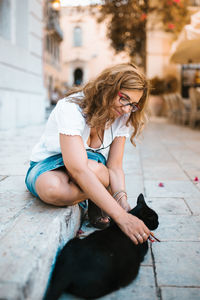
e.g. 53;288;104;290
25;63;150;245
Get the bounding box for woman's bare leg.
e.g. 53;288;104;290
35;160;109;206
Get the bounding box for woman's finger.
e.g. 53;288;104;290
139;222;150;237
144;227;150;237
135;233;144;244
139;231;149;242
130;235;138;245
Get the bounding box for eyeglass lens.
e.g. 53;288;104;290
118;92;139;112
119;98;139;112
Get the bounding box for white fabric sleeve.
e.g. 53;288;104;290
55;100;85;136
115;115;130;138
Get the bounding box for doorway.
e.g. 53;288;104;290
74;68;83;85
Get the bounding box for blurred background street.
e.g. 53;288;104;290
0;0;200;130
0;1;200;300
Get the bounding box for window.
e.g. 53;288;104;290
49;36;53;54
0;0;11;40
55;43;59;62
73;26;82;47
46;35;50;51
15;0;28;48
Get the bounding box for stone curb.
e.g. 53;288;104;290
0;200;82;300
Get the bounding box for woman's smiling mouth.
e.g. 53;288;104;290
114;109;123;117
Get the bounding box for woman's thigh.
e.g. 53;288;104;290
35;161;109;206
35;167;75;206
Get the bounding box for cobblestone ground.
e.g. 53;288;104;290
0;117;200;300
62;118;200;300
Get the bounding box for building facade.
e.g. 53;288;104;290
0;0;45;130
60;5;178;88
43;0;63;105
61;2;199;92
60;6;129;88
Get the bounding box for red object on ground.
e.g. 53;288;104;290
158;182;164;187
194;176;199;182
77;229;84;235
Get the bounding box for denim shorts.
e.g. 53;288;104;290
25;150;106;209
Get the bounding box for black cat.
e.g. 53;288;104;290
43;193;159;300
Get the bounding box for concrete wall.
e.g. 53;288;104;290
0;0;45;130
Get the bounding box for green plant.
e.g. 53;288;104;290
150;77;165;95
94;0;190;67
164;75;179;93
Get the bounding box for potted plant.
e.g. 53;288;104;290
148;77;166;116
164;75;179;94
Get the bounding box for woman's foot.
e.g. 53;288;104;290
87;191;130;230
87;199;110;230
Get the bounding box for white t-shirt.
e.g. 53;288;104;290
30;92;130;162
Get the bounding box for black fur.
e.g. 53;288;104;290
43;193;159;300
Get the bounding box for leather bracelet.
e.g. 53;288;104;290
113;190;127;199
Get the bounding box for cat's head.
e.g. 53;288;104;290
129;194;159;230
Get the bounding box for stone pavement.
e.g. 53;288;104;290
0;117;200;300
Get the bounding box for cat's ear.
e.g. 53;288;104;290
129;194;148;216
137;193;147;206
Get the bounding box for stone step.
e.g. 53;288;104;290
0;198;81;300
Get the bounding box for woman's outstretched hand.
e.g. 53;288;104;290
116;212;150;245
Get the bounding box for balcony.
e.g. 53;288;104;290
46;16;63;41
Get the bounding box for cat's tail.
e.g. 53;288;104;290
43;252;72;300
43;271;71;300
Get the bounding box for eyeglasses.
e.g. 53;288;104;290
118;91;140;112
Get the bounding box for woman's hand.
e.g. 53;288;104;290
116;212;150;245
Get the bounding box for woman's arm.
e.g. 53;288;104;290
106;136;130;211
107;136;126;192
60;134;150;245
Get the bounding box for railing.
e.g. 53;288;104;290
47;17;63;41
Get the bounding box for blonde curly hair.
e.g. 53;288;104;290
65;63;149;146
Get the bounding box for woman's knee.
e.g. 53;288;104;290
36;175;66;205
88;160;109;186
